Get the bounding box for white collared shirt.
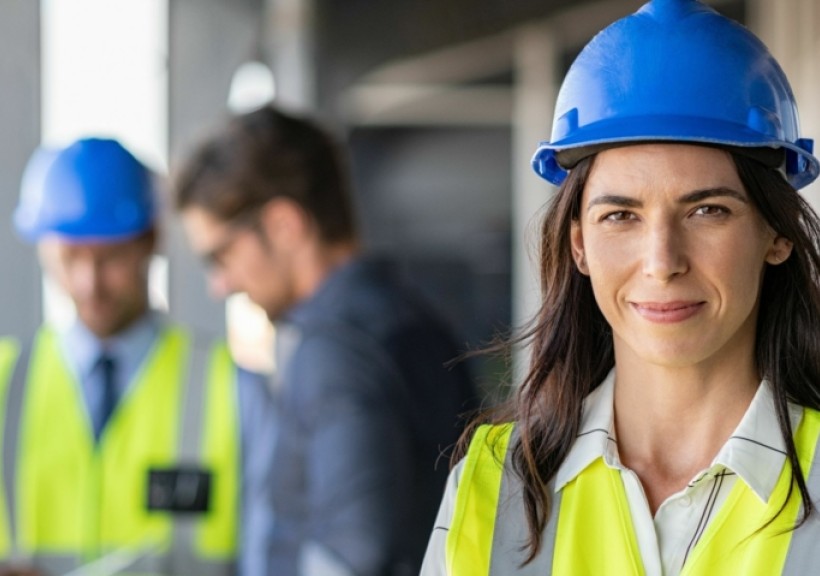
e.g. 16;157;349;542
420;370;803;576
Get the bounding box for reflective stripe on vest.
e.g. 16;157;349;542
445;424;513;575
447;410;820;575
32;550;235;576
0;337;25;559
0;326;239;575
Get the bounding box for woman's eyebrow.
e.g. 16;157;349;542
586;187;748;213
679;187;748;204
586;195;642;211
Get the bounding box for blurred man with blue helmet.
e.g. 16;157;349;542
16;139;159;338
1;138;276;576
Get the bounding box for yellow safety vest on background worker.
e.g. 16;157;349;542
0;326;239;576
447;414;820;575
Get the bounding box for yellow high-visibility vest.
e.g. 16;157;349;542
0;326;239;576
0;337;19;558
447;411;820;575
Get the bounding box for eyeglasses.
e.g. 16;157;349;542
201;212;260;270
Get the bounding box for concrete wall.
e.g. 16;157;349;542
750;0;820;206
0;1;41;339
166;0;262;339
349;126;512;344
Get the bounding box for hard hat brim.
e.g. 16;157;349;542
532;114;819;190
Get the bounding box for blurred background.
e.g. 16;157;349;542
1;0;818;394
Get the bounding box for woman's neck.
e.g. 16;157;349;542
612;349;760;514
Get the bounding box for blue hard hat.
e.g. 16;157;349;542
14;138;156;242
532;0;819;190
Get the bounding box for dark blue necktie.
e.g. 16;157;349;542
96;353;118;440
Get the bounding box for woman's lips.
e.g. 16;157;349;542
630;301;705;323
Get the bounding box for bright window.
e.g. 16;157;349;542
40;0;169;327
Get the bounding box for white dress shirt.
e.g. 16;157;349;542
421;370;803;575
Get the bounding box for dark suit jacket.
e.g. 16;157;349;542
269;256;476;576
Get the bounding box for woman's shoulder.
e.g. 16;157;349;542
465;423;516;460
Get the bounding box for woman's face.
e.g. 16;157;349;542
570;144;792;370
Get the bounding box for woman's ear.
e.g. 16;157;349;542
570;221;589;275
765;236;794;265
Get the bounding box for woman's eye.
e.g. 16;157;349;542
694;205;729;217
603;211;635;222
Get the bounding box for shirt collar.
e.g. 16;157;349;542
282;255;393;327
60;310;162;381
714;380;802;503
281;255;362;326
555;370;618;491
554;369;803;504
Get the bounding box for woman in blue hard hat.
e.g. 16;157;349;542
421;0;820;574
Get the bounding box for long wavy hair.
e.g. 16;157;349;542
464;150;820;563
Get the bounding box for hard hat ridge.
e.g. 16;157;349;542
638;0;713;23
14;138;157;243
532;0;820;189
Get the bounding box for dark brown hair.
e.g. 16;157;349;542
173;105;357;244
467;150;820;562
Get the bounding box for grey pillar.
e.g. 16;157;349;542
263;0;316;111
510;23;557;377
748;0;820;205
0;1;41;339
167;0;261;338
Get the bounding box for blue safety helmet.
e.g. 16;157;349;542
14;138;156;242
532;0;819;190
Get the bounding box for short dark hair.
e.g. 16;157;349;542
173;105;357;244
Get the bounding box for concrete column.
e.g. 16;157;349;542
510;23;557;376
748;0;820;205
263;0;317;111
0;1;41;338
167;0;261;338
